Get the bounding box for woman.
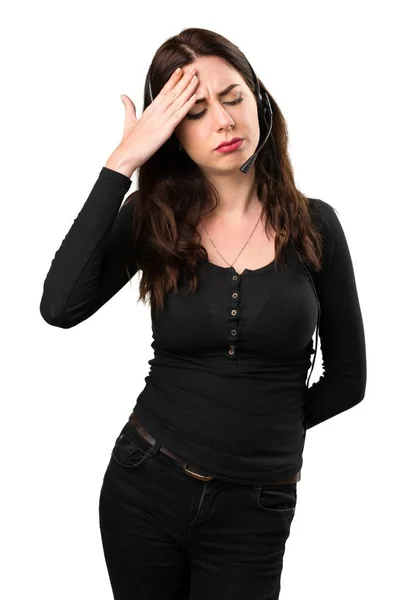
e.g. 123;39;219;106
40;27;367;600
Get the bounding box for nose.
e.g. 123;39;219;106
213;103;234;130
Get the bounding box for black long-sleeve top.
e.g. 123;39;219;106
40;167;367;483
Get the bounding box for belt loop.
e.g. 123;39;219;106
147;440;163;457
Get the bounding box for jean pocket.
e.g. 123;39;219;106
254;483;297;518
111;430;149;468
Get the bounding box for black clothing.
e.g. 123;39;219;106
40;166;367;483
99;420;297;598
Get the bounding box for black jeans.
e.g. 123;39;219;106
99;419;297;600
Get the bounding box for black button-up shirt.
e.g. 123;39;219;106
40;167;367;483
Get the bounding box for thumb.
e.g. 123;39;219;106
121;93;135;110
120;94;137;121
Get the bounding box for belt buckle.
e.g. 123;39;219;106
182;464;213;481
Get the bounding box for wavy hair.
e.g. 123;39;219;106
121;27;325;315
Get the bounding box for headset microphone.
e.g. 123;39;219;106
238;62;274;173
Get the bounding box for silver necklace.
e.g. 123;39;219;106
200;121;264;269
201;211;263;269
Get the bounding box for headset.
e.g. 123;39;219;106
147;59;321;405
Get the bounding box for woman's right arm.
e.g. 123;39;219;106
39;166;140;329
40;65;201;328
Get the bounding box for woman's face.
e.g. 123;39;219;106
174;55;260;173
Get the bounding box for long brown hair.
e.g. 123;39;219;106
122;27;325;315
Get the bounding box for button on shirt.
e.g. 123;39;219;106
40;167;367;483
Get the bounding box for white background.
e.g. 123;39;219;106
2;1;417;598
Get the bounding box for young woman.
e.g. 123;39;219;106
40;27;367;600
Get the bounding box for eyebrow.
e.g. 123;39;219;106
194;84;242;104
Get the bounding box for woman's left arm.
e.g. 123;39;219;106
304;199;367;430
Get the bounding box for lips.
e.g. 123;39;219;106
215;137;243;149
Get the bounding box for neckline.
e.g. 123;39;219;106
201;257;276;277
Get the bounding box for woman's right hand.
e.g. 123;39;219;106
108;66;199;174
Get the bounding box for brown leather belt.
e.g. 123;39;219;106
128;411;301;485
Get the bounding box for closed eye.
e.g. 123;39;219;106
186;96;244;120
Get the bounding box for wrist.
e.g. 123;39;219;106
104;152;136;178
